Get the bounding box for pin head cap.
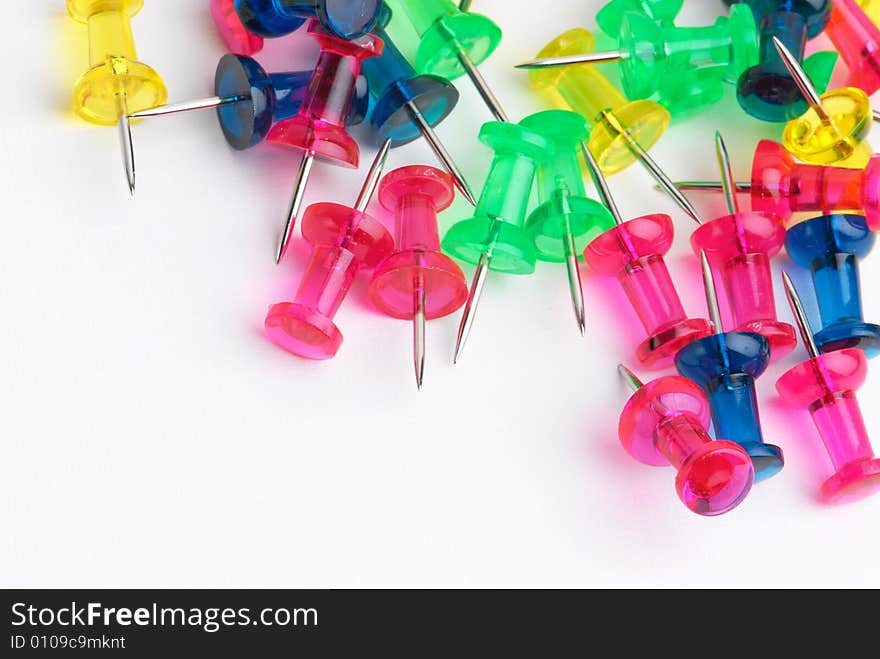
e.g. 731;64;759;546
67;0;143;21
414;13;502;79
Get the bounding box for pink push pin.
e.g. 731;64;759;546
210;0;264;55
369;166;467;390
617;364;755;516
776;272;880;504
825;0;880;96
265;140;394;360
582;144;713;368
691;133;795;359
269;20;383;264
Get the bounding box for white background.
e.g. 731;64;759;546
4;0;880;588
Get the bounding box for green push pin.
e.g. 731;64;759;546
595;0;683;37
442;120;552;362
517;4;759;108
390;0;507;121
520;110;614;335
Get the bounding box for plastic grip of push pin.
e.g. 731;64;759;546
777;348;880;503
618;4;759;102
785;213;880;356
395;0;502;80
750;140;880;228
234;0;382;40
369;166;468;319
267;22;382;167
825;0;880;96
265;203;394;360
213;54;369;151
596;0;683;37
725;0;831;38
441;121;550;275
68;0;168;125
691;212;796;357
528;29;670;175
211;0;264;55
618;375;754;515
363;20;459;146
519;110;614;261
675;331;784;481
584;215;713;368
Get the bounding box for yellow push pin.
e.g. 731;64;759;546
528;28;701;224
68;0;167;195
773;36;871;168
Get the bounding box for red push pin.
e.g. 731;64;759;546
777;272;880;504
369;166;468;389
270;20;383;264
617;364;755;516
691;133;795;359
672;140;880;229
211;0;264;55
265;141;394;360
825;0;880;96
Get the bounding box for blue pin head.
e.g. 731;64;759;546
786;214;880;356
722;0;830;38
235;0;381;40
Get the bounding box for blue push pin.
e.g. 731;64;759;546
785;213;880;357
128;54;369;150
364;5;475;204
727;0;837;122
234;0;382;40
675;251;784;482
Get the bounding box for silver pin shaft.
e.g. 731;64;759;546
771;36;830;122
414;276;427;390
275;150;315;264
515;50;626;70
128;95;248;119
700;250;724;334
557;186;586;335
454;251;491;364
457;47;509;122
660;181;752;193
715;131;740;215
354;139;392;214
117;93;136;196
617;364;645;393
781;271;820;359
582;142;624;225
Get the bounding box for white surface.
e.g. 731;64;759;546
4;0;880;588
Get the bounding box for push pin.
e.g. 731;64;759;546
691;133;795;358
776;273;880;504
363;6;476;205
771;36;871;168
517;3;759;110
617;364;754;516
442;120;551;362
369;166;468;389
394;0;508;121
270;21;382;264
670;140;880;229
211;0;263;55
68;0;168;195
526;28;702;223
595;0;682;37
785;213;880;356
519;110;614;334
675;252;783;482
824;0;880;97
234;0;382;40
265;140;394;360
727;0;837;122
129;54;369;150
581;145;712;369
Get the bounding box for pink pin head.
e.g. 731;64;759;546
691;211;796;357
266;21;383;167
826;0;880;96
619;375;754;515
777;348;880;503
584;215;713;368
370;166;467;320
265;202;393;360
210;0;264;55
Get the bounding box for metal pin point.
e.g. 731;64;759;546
405;100;478;206
414;275;427;390
582;142;624;225
117;93;136;196
276;150;316;264
700;250;724;334
657;181;752;193
556;185;587;335
771;36;831;122
354;139;392;214
453;219;501;364
457;46;509;122
128;95;248;119
715;131;740;215
599;110;702;224
781;271;820;359
618;363;645;393
515;50;627;70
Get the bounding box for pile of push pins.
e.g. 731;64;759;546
66;0;880;515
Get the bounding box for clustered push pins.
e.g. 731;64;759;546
65;0;880;514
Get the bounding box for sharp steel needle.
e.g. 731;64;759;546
414;272;427;390
128;95;248;119
715;131;740;215
617;363;645;393
700;249;724;334
771;36;831;122
556;185;587;334
781;271;820;359
117;93;135;196
276;150;316;264
453;219;501;364
515;50;627;70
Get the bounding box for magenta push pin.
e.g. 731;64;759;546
691;132;796;359
211;0;264;55
776;272;880;504
265;140;394;360
369;165;468;389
